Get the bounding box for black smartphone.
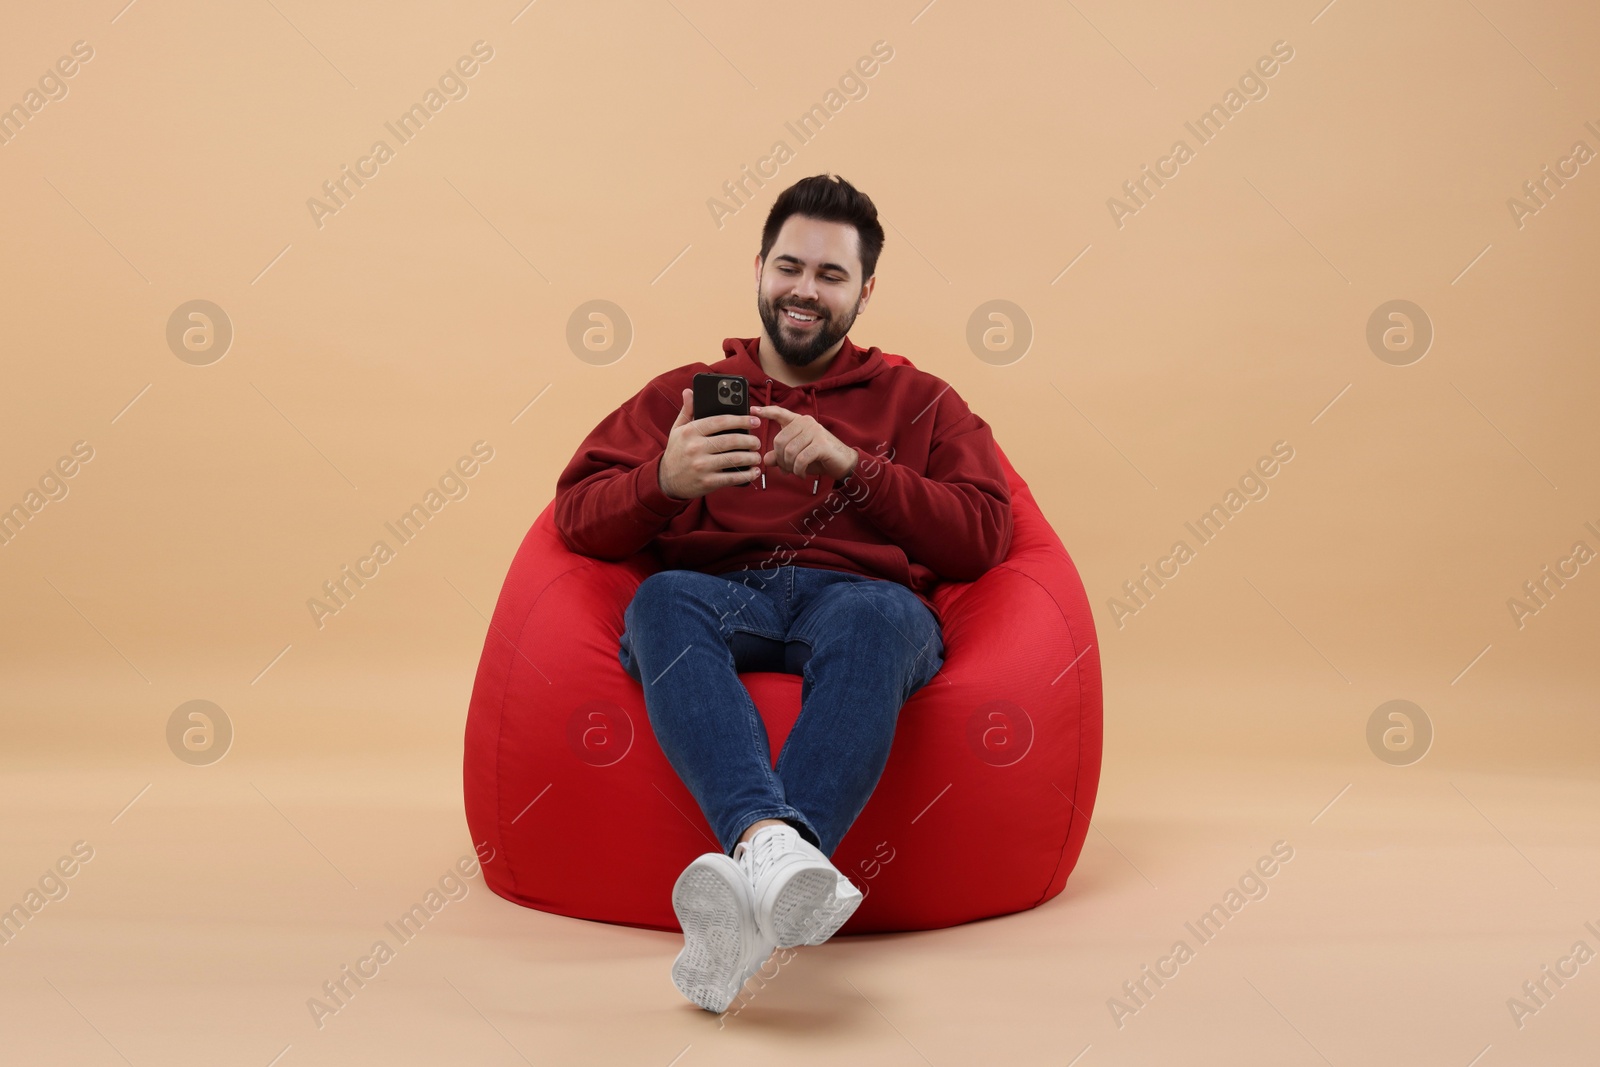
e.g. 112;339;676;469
692;373;751;472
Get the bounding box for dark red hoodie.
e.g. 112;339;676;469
553;335;1012;624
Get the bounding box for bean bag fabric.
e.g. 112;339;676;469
463;357;1102;934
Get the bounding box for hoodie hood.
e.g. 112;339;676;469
717;336;890;494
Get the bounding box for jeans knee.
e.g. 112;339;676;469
630;570;698;615
855;582;936;633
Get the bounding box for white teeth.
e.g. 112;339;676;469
785;308;818;322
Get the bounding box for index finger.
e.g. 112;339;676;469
750;405;797;423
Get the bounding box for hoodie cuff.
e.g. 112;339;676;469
842;446;895;501
635;453;693;518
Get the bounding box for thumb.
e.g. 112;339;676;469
671;387;693;431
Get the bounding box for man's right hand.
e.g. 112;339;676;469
658;388;764;500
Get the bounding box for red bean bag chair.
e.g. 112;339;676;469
462;358;1102;933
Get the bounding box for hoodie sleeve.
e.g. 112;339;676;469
840;383;1013;581
553;377;693;560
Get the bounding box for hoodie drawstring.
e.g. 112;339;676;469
754;379;821;494
809;388;820;494
759;380;771;490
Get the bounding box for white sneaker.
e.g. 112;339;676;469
670;853;776;1013
800;869;864;946
782;834;864;945
733;825;859;948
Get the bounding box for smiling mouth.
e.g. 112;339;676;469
783;306;822;327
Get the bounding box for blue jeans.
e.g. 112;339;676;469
618;565;945;858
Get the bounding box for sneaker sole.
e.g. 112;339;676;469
671;859;760;1012
768;866;841;948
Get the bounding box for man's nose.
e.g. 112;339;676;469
791;272;819;300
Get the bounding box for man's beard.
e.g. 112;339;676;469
758;288;857;367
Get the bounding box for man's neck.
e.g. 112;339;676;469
756;334;845;387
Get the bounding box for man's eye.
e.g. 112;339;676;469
776;266;842;282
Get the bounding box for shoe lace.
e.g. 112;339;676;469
734;826;794;883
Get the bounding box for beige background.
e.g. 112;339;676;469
2;1;1597;1064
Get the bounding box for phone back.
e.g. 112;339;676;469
692;373;749;422
691;373;751;472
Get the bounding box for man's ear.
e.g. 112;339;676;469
753;252;763;289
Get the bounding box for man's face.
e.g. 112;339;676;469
755;215;873;367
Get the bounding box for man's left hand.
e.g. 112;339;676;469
750;405;859;481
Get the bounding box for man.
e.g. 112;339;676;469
553;174;1013;1013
